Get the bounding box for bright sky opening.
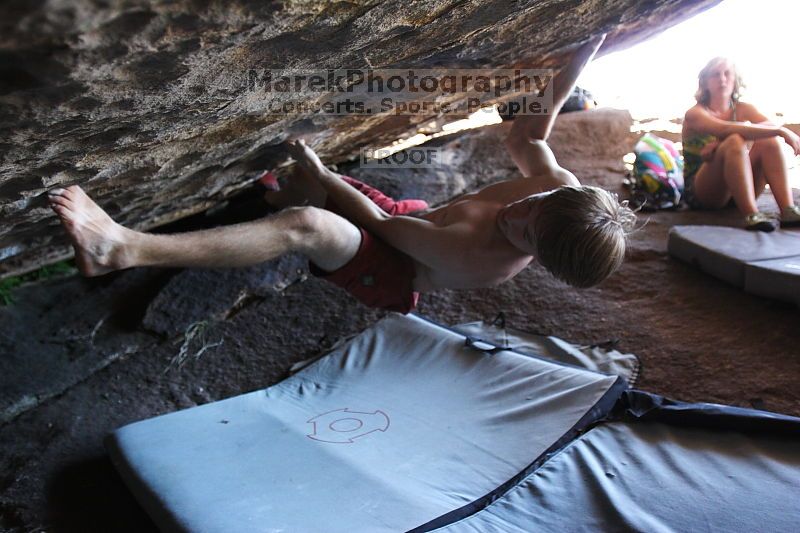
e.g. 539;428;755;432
577;0;800;123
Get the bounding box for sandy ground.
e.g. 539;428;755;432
1;109;798;531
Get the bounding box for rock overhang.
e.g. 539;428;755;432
0;0;720;276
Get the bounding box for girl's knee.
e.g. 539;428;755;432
720;133;746;151
752;136;781;152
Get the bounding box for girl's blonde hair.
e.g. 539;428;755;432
694;57;745;106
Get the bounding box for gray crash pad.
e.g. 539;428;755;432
744;255;800;306
452;320;640;386
106;314;623;533
668;225;800;305
435;420;800;532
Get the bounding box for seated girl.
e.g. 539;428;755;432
682;57;800;231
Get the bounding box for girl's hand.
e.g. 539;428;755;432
780;127;800;156
700;140;719;161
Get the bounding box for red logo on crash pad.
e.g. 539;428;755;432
306;408;390;444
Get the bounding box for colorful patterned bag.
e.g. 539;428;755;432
626;133;684;210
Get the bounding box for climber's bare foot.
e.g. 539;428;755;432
47;185;134;276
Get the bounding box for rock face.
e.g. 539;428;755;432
0;0;719;275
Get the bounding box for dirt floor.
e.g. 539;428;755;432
1;109;798;531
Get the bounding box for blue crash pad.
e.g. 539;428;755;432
668;225;800;305
436;419;800;532
106;314;623;533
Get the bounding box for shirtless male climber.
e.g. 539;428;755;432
47;34;634;314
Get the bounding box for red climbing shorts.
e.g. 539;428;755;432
330;176;428;216
310;176;425;314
